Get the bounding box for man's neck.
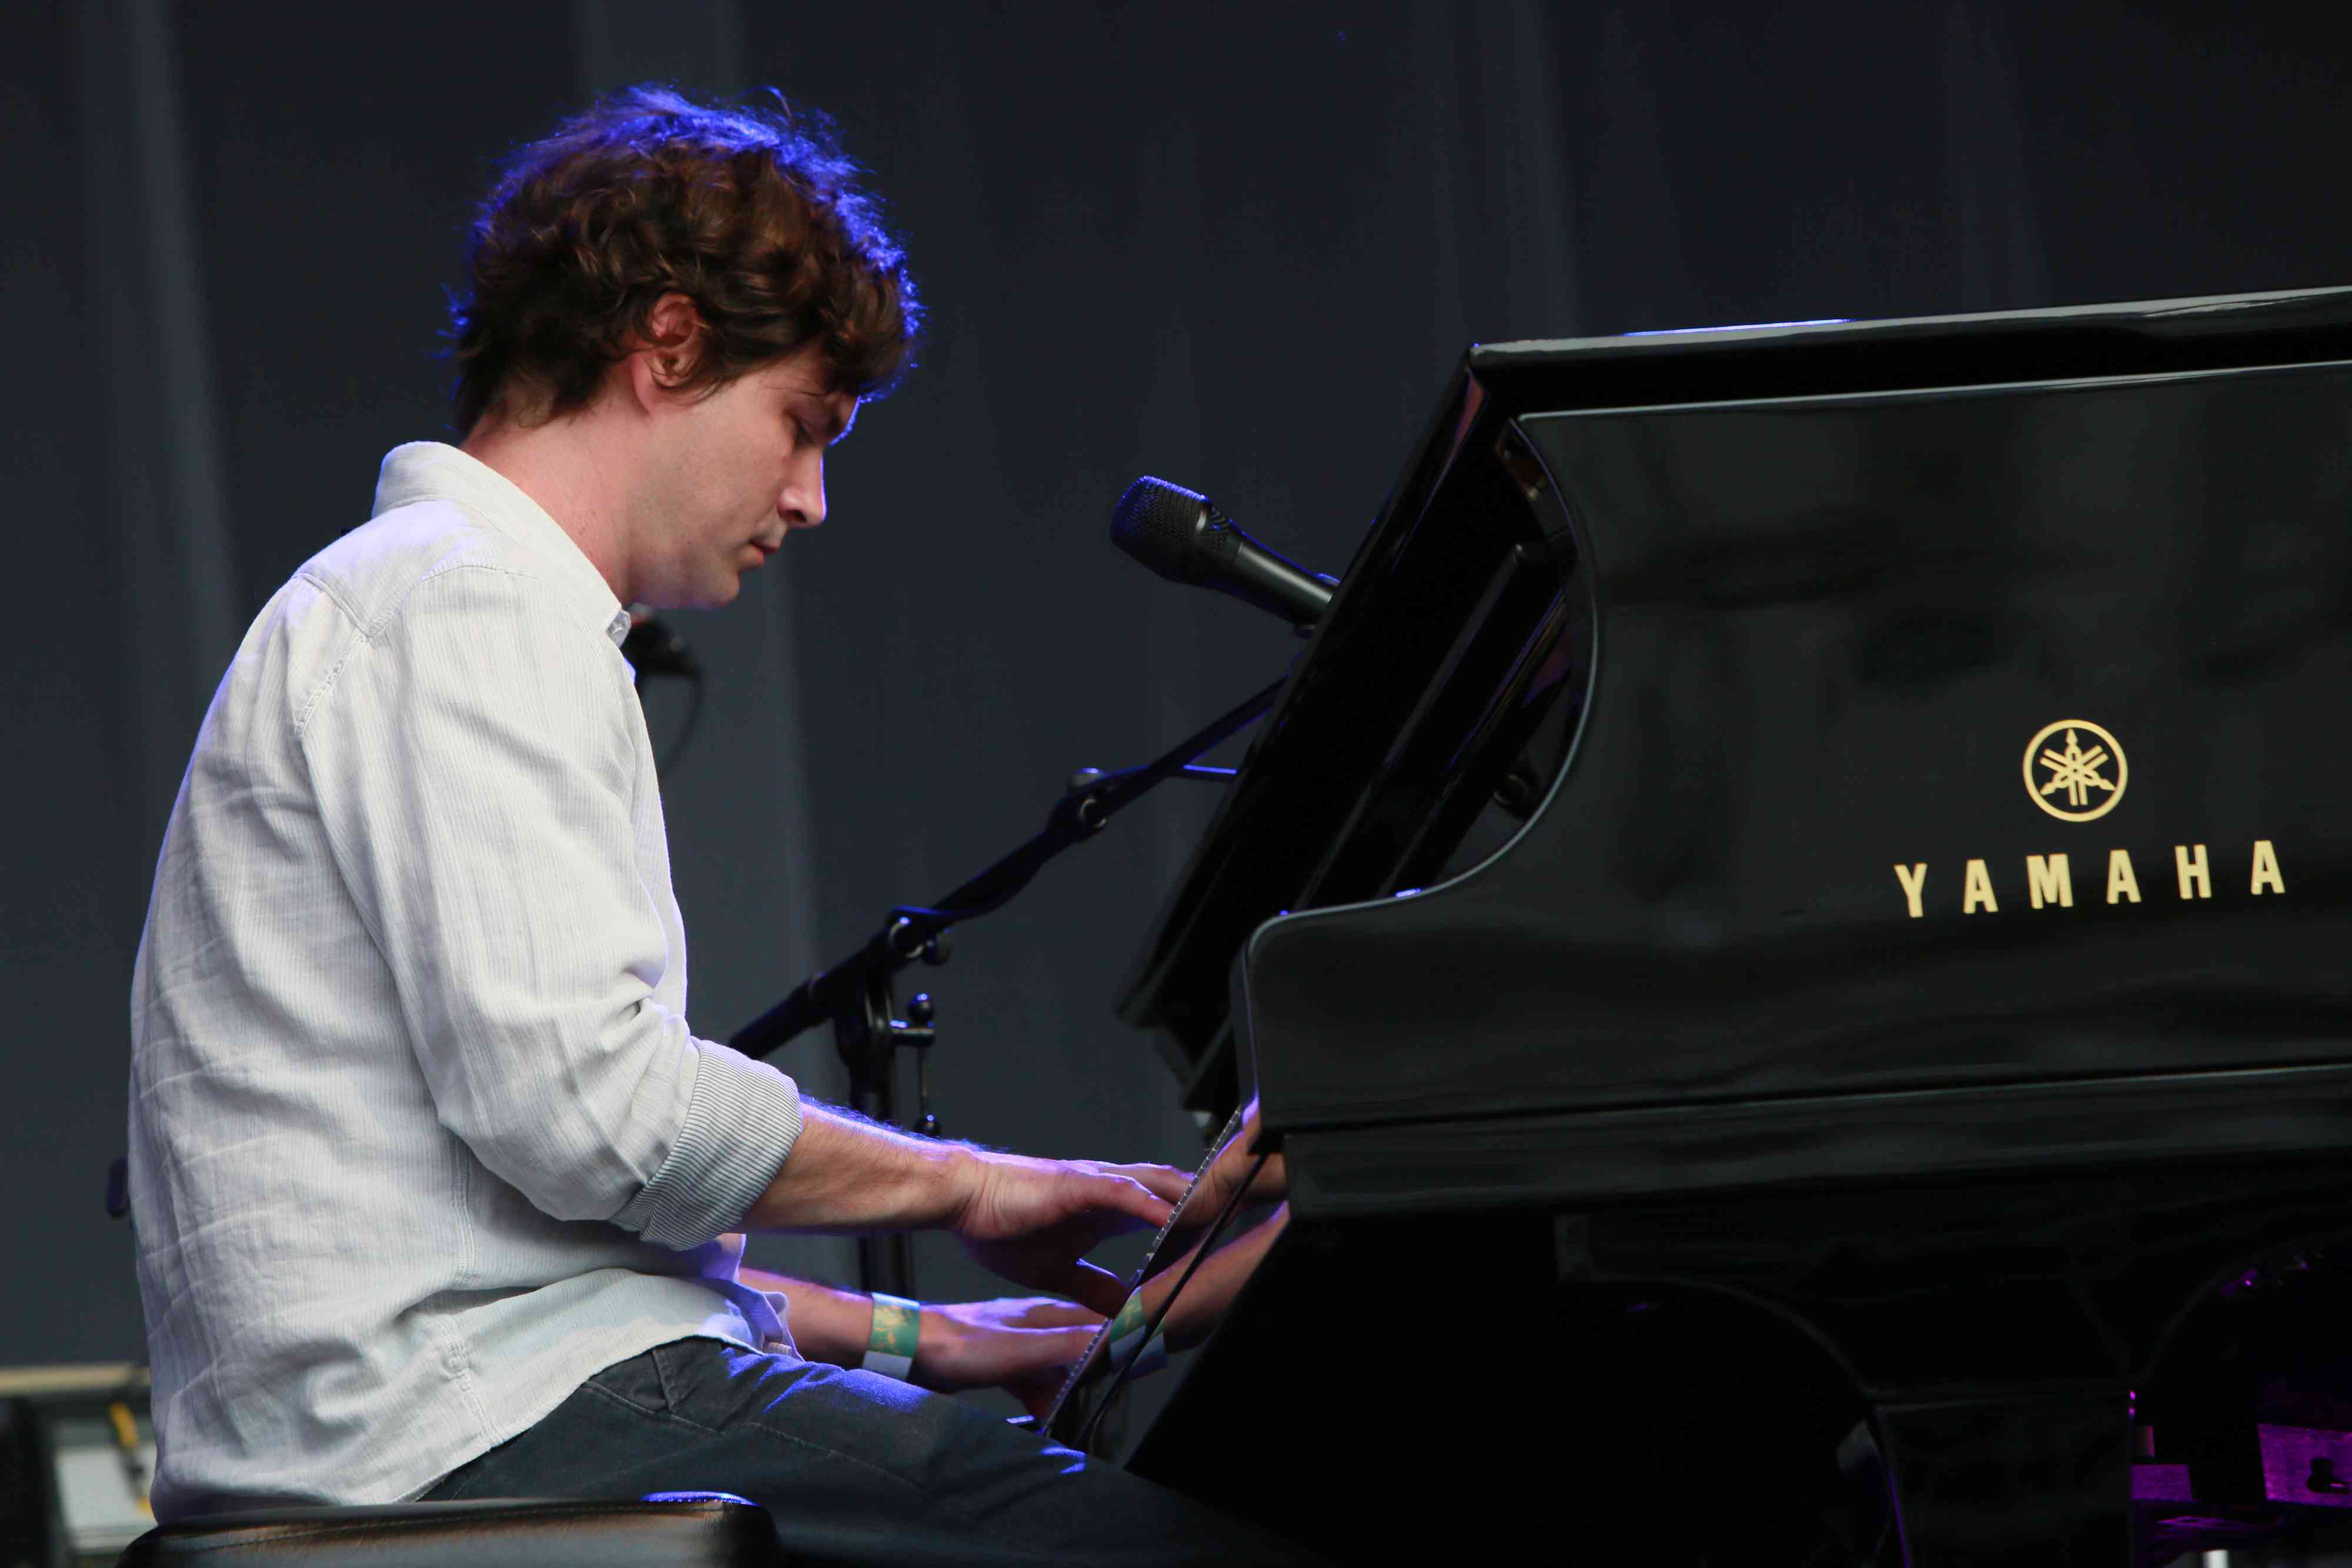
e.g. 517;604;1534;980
460;413;640;603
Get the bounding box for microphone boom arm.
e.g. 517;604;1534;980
727;674;1285;1062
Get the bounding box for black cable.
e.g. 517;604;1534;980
656;673;706;775
1077;1148;1271;1452
623;616;707;775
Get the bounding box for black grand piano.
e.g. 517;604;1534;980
1091;289;2352;1564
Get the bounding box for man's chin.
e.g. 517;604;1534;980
639;577;740;613
687;570;748;610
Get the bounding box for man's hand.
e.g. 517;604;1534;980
951;1154;1190;1315
1181;1097;1286;1228
741;1103;1188;1314
914;1296;1104;1420
734;1268;1101;1419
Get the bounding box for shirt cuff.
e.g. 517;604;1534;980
610;1041;802;1249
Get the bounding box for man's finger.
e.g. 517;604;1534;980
965;1242;1131;1316
1021;1324;1100;1366
1056;1258;1131;1316
1080;1171;1174;1231
1014;1378;1061;1423
1007;1298;1104;1330
1097;1162;1192;1205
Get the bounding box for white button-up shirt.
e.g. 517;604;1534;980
128;442;804;1519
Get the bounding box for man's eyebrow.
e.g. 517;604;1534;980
790;388;856;443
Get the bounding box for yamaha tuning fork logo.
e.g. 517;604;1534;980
1886;715;2285;920
2023;718;2127;823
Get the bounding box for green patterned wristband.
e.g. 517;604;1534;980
1110;1292;1147;1342
863;1292;921;1379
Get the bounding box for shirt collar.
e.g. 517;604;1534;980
372;442;634;646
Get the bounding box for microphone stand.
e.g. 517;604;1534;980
727;676;1285;1297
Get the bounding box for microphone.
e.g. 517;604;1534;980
1111;477;1336;628
621;612;703;684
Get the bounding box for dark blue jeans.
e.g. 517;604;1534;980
420;1337;1319;1566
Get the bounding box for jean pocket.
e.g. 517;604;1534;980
586;1345;676;1418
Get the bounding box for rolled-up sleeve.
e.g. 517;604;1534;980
298;563;799;1247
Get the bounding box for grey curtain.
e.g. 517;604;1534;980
11;0;2351;1389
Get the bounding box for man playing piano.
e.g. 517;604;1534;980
126;86;1311;1565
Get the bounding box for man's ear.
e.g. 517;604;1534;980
624;291;706;414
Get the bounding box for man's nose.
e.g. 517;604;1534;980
780;475;826;529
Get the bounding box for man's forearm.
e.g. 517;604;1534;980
739;1101;975;1233
737;1265;876;1366
736;1265;1104;1412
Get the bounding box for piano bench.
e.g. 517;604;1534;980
115;1492;794;1567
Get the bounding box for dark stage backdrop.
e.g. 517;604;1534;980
8;0;2350;1403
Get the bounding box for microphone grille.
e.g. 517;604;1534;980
1111;476;1213;583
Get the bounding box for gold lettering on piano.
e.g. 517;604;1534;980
1891;723;2290;918
2107;848;2141;905
2252;838;2285;895
2023;718;2127;823
2026;854;2073;910
2174;842;2211;900
1893;862;1927;918
1889;842;2286;917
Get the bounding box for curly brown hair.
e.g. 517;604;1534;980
448;85;920;437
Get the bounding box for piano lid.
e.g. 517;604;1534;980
1117;287;2352;1123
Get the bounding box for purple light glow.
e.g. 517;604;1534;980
1622;319;1850;337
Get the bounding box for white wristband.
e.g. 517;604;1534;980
860;1348;914;1380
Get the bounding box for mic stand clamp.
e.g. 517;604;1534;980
834;951;943;1298
1065;763;1236;827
